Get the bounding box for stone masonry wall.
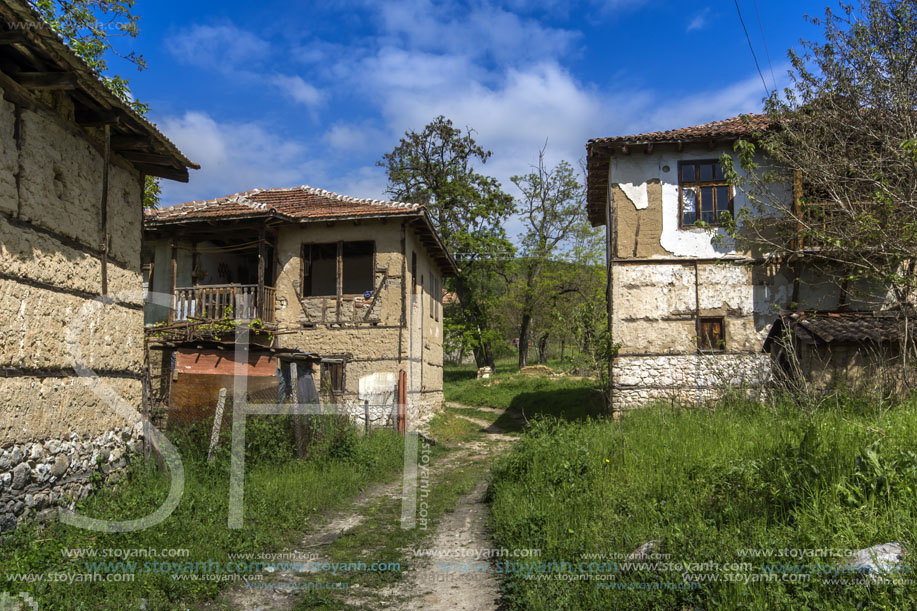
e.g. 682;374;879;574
612;353;771;408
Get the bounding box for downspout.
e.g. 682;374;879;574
694;259;701;404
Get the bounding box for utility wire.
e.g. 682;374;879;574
733;0;770;96
752;0;778;91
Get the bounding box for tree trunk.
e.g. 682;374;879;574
537;333;549;364
518;313;531;368
453;274;496;370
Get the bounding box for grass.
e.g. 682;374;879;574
488;393;917;610
0;416;406;610
444;365;603;433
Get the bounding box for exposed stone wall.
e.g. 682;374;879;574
0;82;145;531
0;423;142;531
612;353;771;408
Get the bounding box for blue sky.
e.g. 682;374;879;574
117;0;826;213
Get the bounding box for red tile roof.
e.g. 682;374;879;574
586;114;771;226
145;186;460;277
145;186;423;223
588;114;770;147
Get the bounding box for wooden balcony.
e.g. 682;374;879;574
172;284;276;324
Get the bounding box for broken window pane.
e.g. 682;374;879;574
682;187;697;225
342;241;374;294
698;317;725;351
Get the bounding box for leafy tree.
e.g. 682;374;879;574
31;0;161;206
510;149;591;367
379;116;516;368
724;0;917;382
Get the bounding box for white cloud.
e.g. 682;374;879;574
323;121;389;151
270;74;323;107
687;7;711;32
166;23;269;71
155;111;317;205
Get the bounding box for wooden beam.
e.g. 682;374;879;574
118;150;178;165
0;31;29;45
644;143;654;155
99;124;110;296
133;163;189;183
111;134;151;150
621;145;630;155
14;71;77;90
75;109;121;127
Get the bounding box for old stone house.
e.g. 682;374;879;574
0;0;196;530
143;186;458;428
586;114;894;408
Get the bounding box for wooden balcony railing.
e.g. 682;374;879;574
172;284;276;323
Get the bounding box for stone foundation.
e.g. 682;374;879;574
612;353;772;409
0;423;143;532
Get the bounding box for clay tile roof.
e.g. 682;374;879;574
763;312;905;351
585;113;770;226
588;113;771;147
145;186;460;277
144;186;423;223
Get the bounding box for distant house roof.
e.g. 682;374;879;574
585;114;770;226
145;186;460;277
0;0;197;181
763;311;905;351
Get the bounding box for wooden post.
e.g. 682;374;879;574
336;241;343;323
207;388;227;463
257;225;266;321
169;238;177;322
141;345;152;461
364;400;370;435
99;123;110;296
291;361;305;458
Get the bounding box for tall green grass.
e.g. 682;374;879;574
0;417;405;610
489;395;917;610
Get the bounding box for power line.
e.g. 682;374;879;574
733;0;770;96
752;0;778;91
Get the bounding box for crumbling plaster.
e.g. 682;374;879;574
610;145;788;259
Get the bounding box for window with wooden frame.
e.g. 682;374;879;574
429;275;436;319
679;160;733;227
320;360;344;403
302;241;374;297
697;316;726;351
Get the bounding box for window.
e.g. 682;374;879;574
679;160;733;227
697;317;725;351
411;252;417;295
341;241;374;294
430;275;436;319
302;241;374;297
320;360;344;403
